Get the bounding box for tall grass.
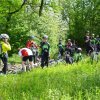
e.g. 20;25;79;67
0;59;100;100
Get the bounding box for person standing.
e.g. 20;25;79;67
84;31;91;54
65;39;73;56
96;35;100;52
90;34;97;52
57;39;64;59
40;35;50;68
0;34;11;74
26;36;38;64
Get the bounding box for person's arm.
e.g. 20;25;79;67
32;42;39;48
3;42;11;51
26;41;30;48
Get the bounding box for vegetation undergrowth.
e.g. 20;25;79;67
0;59;100;100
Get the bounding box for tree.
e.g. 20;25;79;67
61;0;100;46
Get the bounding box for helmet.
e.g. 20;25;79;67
43;35;48;39
0;34;9;39
68;39;71;41
78;48;82;51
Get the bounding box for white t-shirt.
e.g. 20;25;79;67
18;48;33;57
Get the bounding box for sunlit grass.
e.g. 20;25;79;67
0;58;100;100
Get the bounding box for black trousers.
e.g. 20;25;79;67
41;52;49;68
59;49;64;57
33;55;36;64
32;51;38;64
0;55;8;74
97;45;100;52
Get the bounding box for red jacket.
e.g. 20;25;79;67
26;40;38;49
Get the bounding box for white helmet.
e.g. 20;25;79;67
0;34;9;39
43;35;48;39
78;48;82;51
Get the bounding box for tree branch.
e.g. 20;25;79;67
8;0;27;15
39;0;44;16
5;0;27;32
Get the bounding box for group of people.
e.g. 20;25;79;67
0;34;50;74
84;32;100;55
57;38;82;64
0;32;100;74
18;35;50;71
57;32;100;64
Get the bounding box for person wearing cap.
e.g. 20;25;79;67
40;35;50;68
26;35;38;65
0;34;11;74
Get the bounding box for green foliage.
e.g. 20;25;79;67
0;60;100;100
0;0;67;56
61;0;100;46
0;0;99;54
8;54;21;64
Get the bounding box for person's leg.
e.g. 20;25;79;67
36;51;38;63
1;56;8;74
85;44;89;55
45;53;49;67
60;50;63;59
33;55;36;64
65;56;69;63
29;56;33;69
29;61;33;69
22;61;26;72
22;56;28;72
98;45;100;52
41;54;45;68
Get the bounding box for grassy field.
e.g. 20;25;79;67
0;59;100;100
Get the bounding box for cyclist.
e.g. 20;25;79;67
18;48;33;72
40;35;50;68
65;39;73;56
74;47;82;62
57;39;64;59
84;31;91;54
26;36;38;64
0;34;11;74
96;35;100;52
90;34;97;52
